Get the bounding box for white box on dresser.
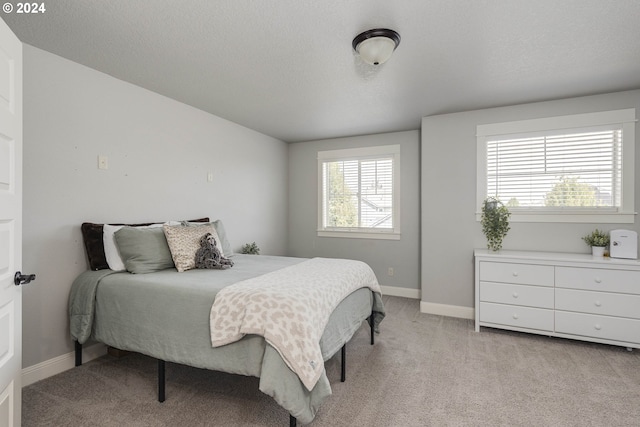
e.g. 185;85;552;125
474;249;640;350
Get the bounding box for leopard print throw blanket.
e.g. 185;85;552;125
209;257;381;391
195;233;234;269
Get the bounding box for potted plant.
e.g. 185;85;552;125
582;229;609;257
481;197;511;252
241;242;260;255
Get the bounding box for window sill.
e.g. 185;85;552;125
317;230;401;240
474;212;637;224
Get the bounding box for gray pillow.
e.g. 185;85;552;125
114;226;175;273
183;219;234;257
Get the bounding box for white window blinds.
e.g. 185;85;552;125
486;126;622;209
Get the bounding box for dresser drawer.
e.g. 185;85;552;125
479;302;554;331
480;282;554;309
479;262;554;286
555;311;640;345
556;267;640;295
556;288;640;320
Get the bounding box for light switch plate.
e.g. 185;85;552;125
98;155;108;170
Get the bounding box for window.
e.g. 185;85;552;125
477;109;636;223
318;145;400;239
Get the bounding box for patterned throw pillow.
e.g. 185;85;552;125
163;224;222;272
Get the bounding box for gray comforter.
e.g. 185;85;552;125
69;254;385;424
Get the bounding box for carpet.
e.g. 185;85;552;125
23;296;640;426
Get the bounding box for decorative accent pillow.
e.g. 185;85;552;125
81;217;209;270
183;219;234;257
163;224;221;272
113;226;175;274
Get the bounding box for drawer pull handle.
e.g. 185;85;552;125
595;324;602;331
512;292;519;298
512;272;519;277
512;314;519;320
595;277;602;283
595;301;602;307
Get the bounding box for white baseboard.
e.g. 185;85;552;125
22;343;108;387
420;301;475;320
380;285;420;299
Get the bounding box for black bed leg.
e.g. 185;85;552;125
158;360;166;402
370;313;375;345
74;341;82;367
341;344;346;382
289;415;296;427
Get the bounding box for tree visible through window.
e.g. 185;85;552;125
327;162;357;227
544;176;598;207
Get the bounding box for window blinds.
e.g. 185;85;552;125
486;127;622;209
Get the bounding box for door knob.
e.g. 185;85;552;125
14;271;36;286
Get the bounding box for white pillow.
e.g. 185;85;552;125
103;222;176;271
103;225;126;271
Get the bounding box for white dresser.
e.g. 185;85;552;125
474;249;640;349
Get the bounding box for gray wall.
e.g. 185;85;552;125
421;90;640;310
22;45;289;368
288;130;420;292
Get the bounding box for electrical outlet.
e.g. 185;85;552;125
388;267;394;276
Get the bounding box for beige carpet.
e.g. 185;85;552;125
23;296;640;426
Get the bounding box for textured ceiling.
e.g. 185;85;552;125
3;0;640;142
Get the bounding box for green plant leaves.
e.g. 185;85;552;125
481;197;511;251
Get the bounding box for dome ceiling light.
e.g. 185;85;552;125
352;28;401;65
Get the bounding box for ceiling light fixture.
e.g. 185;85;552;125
352;28;401;65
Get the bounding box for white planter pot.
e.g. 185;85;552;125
592;246;605;257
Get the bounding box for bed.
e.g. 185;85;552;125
69;220;385;425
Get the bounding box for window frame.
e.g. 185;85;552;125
476;109;636;223
317;144;401;239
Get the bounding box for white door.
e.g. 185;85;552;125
0;16;22;427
